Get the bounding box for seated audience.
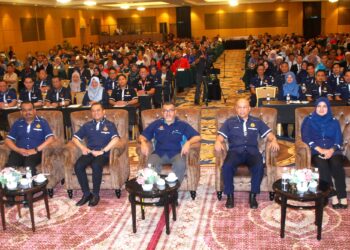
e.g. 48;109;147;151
306;70;333;101
44;76;71;107
301;97;347;209
19;77;43;107
327;63;344;92
335;71;350;102
0;79;17;108
109;74;138;106
35;69;52;94
249;64;274;107
3;63;18;92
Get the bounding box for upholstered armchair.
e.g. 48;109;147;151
63;109;129;198
215;107;279;201
295;106;350;190
136;108;201;200
0;110;65;197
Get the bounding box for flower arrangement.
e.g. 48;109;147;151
288;169;314;184
282;168;319;193
136;167;159;185
0;167;22;186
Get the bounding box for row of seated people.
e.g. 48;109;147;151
0;69;172;110
249;62;350;106
1;98;347;211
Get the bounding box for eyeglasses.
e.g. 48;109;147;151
163;109;175;113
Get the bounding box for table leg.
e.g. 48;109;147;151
172;193;177;221
44;189;50;220
280;195;287;238
27;193;35;232
141;198;145;220
316;197;324;241
129;194;137;233
164;196;170;235
0;192;5;230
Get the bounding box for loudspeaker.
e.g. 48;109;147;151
176;6;191;38
159;22;167;34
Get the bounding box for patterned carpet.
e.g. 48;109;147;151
3;51;347;250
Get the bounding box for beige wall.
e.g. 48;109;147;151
0;5;102;59
322;1;350;34
191;3;303;39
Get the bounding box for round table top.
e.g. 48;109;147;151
273;179;331;202
1;179;48;196
125;176;180;199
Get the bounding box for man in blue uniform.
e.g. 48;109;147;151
249;64;274;107
5;102;54;175
109;74;138;106
306;70;333;101
35;69;52;93
44;76;71;107
139;102;201;183
134;66;155;110
214;98;279;209
19;77;43;107
104;68;118;96
0;79;17;108
72;103;120;207
335;71;350;102
327;63;344;92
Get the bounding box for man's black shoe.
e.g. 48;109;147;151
76;194;92;206
225;194;234;208
88;195;100;207
249;192;258;209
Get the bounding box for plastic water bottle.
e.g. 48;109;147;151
302;83;306;93
286;93;290;104
61;98;65;107
4;97;8;108
266;93;271;104
26;167;32;187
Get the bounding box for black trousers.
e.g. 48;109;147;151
74;154;109;197
6;151;42;175
312;154;347;199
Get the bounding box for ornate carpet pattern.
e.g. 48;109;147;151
1;167;350;250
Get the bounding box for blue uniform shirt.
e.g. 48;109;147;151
327;73;344;92
218;115;271;154
109;86;137;102
74;118;119;153
301;115;342;155
7;116;54;149
335;82;350;101
305;82;333;100
133;77;154;92
0;89;17;103
249;75;274;89
19;88;43;103
45;87;71;103
104;78;118;92
142;118;199;158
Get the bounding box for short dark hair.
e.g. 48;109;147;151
316;69;326;75
117;74;127;80
91;102;104;110
307;63;315;68
162;102;175;107
21;101;34;109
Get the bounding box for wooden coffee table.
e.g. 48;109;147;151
125;176;180;235
273;179;331;240
0;180;50;232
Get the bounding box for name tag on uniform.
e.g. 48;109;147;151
248;127;257;130
233;126;239;129
33;128;43;131
172;130;182;135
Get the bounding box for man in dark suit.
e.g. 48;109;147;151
291;55;303;76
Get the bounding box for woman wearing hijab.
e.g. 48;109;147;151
82;76;108;106
301;97;347;209
279;71;301;101
70;71;86;94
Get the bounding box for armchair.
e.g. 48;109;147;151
215;107;279;200
136;108;201;200
295;106;350;190
0;110;65;197
63;109;129;198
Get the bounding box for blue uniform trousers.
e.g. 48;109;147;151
74;154;109;197
222;150;264;195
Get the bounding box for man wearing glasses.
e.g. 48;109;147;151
139;102;201;183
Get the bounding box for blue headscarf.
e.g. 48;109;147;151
310;97;334;130
283;71;300;98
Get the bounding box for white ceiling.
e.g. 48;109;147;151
0;0;339;10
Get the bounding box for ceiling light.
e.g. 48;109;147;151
121;4;130;9
229;0;238;6
137;7;145;11
329;0;338;2
57;0;71;3
84;1;96;6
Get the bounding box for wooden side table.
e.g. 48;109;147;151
0;180;50;232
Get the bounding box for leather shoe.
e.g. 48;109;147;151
332;203;342;209
249;192;258;209
88;195;100;207
76;194;92;206
225;194;234;208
